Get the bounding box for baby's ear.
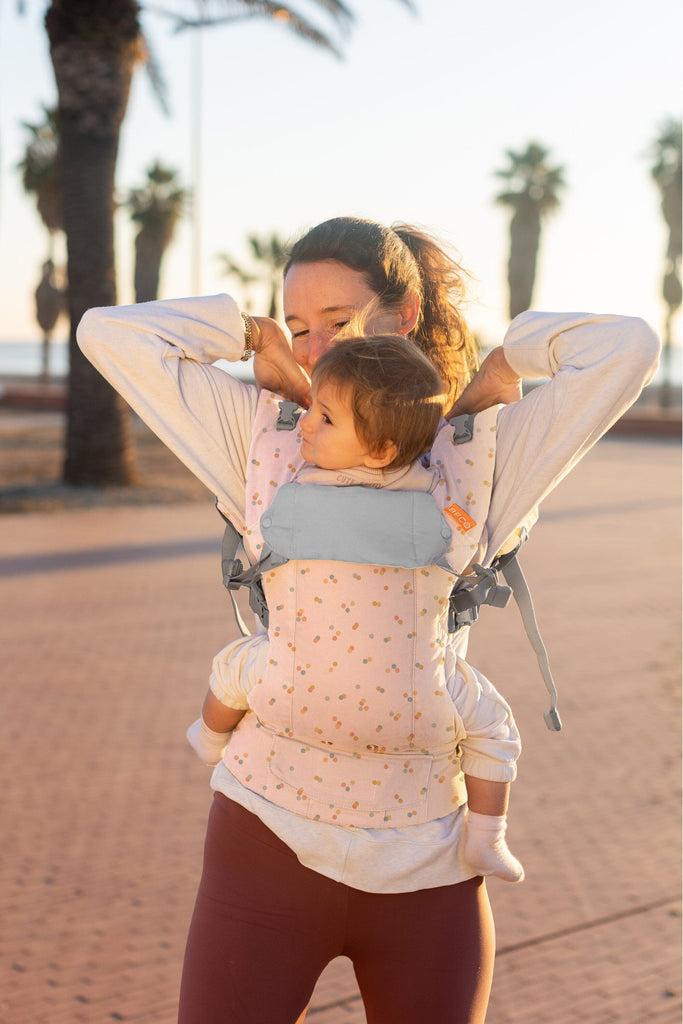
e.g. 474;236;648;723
363;440;398;469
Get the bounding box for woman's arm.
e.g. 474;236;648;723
447;346;522;416
78;294;259;529
479;312;660;558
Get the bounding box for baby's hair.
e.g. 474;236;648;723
312;336;447;470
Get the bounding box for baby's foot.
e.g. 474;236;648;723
464;811;525;883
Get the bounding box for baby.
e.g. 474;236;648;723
188;335;524;883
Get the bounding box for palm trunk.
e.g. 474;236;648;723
46;2;141;486
507;199;541;321
134;229;165;303
61;128;139;483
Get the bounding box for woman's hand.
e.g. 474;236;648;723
252;316;311;408
447;346;522;418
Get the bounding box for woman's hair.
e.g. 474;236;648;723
312;335;447;470
285;216;479;405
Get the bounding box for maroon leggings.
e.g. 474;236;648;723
178;793;495;1024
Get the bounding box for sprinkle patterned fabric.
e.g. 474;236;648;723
225;392;501;828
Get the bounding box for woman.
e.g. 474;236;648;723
77;216;659;1024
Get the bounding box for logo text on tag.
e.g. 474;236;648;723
444;503;477;533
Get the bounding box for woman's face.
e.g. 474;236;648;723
284;260;402;375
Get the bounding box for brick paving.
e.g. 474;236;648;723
0;433;680;1023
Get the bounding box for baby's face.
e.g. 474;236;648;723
298;381;371;471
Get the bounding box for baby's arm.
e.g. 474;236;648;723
187;633;269;766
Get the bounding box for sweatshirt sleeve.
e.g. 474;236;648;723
483;311;661;559
77;294;259;531
209;634;270;710
448;657;521;782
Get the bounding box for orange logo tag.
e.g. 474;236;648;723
444;503;477;533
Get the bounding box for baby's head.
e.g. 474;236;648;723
300;335;447;472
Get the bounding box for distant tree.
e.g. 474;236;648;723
35;259;65;379
17;105;63;259
216;254;260;312
495;142;565;320
219;232;290;320
125;161;189;302
248;233;289;320
649;117;682;407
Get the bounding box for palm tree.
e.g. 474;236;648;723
649;117;682;408
248;233;289;319
40;0;370;486
35;258;65;380
126;161;189;303
17;105;63;259
45;2;142;485
218;231;290;320
216;254;260;312
495;142;565;320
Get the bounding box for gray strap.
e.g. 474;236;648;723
227;589;253;637
446;563;513;633
500;555;562;732
219;509;287;635
219;516;252;635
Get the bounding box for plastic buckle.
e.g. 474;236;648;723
544;707;562;732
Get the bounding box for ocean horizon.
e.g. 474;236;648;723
1;337;681;388
0;339;254;384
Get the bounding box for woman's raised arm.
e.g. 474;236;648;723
447;346;523;416
251;316;311;407
482;311;661;558
78;294;258;529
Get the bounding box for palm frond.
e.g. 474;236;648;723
139;30;171;116
153;1;345;57
288;0;355;31
217;254;260;285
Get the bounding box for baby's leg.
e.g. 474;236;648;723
187;634;268;766
186;694;246;766
464;776;524;883
202;689;247;733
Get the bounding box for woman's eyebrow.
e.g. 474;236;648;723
285;305;354;324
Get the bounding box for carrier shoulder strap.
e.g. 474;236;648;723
499;551;562;731
218;408;561;729
216;502;287;635
216;399;304;634
447;536;561;731
446;413;561;732
261;484;452;568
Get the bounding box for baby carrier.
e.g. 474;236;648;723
216;392;560;828
220;393;561;717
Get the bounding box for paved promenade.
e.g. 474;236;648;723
1;433;680;1023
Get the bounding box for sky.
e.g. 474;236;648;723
0;0;680;359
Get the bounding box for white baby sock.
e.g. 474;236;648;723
186;717;231;766
464;811;525;883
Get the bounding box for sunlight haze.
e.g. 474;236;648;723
0;0;680;354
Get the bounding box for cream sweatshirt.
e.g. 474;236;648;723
77;298;660;892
